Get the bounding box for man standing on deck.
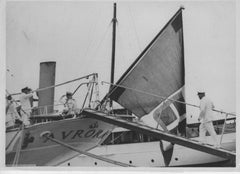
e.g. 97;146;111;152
197;90;220;149
6;95;22;128
59;92;79;117
19;87;34;125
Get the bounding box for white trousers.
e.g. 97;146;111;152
21;110;31;126
199;121;219;146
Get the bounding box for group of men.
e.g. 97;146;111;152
6;87;35;127
6;87;78;127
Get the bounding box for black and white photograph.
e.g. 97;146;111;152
1;0;238;170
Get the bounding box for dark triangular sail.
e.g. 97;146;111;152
106;8;185;119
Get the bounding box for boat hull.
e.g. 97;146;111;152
58;133;235;167
6;116;115;166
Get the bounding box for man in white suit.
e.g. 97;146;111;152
197;90;220;149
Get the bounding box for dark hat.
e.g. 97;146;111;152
197;91;205;95
6;95;12;100
21;87;31;92
66;91;73;96
197;88;205;95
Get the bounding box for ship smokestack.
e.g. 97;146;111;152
38;61;56;114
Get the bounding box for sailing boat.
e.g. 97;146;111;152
56;5;236;167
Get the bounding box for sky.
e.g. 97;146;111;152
4;0;237;124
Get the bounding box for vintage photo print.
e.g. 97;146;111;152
1;0;238;171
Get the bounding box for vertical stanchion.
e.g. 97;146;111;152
220;113;228;144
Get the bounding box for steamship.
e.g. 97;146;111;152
6;3;236;167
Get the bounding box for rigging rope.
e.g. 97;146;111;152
127;4;142;51
82;7;104;63
12;124;24;166
109;131;127;144
101;81;236;117
6;76;99;124
6;126;22;151
92;21;112;60
40;131;135;167
10;73;97;96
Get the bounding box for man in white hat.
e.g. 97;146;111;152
19;87;34;125
59;91;78;117
6;95;22;128
197;90;220;148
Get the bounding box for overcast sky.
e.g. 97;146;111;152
4;1;236;123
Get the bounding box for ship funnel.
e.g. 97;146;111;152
38;61;56;115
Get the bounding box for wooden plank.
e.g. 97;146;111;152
82;109;236;161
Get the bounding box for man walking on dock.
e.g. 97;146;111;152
197;90;220;149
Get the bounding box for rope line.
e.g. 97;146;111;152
101;81;236;117
6;126;22;151
109;131;127;144
40;131;135;167
92;21;112;60
127;4;142;51
82;7;103;64
12;125;24;166
7;79;98;115
10;73;97;96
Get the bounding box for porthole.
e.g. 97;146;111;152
175;157;178;161
151;159;154;163
129;160;132;164
67;163;70;166
94;162;97;165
